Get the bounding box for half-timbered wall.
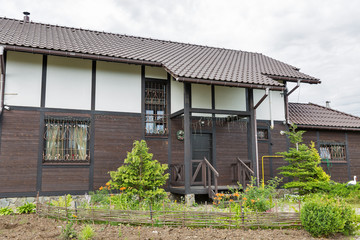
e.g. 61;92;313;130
4;51;43;107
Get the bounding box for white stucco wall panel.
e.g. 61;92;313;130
4;51;42;107
170;78;184;113
145;66;167;79
254;89;285;121
96;61;141;113
191;84;211;109
46;56;92;110
215;86;246;111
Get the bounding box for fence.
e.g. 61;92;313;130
36;203;301;229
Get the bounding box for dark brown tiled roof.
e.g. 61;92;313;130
289;103;360;130
0;17;319;87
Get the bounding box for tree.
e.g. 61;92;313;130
277;125;330;194
108;140;169;201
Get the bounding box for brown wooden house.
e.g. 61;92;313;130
287;102;360;183
0;15;321;198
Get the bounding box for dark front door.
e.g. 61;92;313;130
192;133;212;185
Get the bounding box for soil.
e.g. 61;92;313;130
0;214;353;240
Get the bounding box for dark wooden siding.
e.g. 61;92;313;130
42;168;89;191
348;132;360;180
93;114;142;190
0;110;40;193
170;118;184;165
146;139;168;165
216;122;248;186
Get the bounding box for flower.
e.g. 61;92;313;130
105;182;110;186
216;193;220;196
251;199;255;203
110;194;114;196
99;186;103;190
233;192;240;197
120;187;126;191
229;199;234;202
72;215;77;218
243;197;247;201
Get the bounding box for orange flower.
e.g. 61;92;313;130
216;193;220;196
99;186;103;190
229;199;234;202
72;214;77;218
251;199;255;203
105;182;110;186
243;197;247;201
220;193;225;197
233;193;240;197
120;187;126;191
110;194;114;196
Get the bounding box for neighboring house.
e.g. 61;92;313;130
288;102;360;183
0;15;320;198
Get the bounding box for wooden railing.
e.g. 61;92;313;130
231;158;254;187
203;157;219;199
170;157;219;199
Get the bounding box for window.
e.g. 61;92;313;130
257;128;268;140
145;80;168;136
319;142;346;162
43;117;90;163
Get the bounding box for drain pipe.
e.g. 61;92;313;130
0;45;5;117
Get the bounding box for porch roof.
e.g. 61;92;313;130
289;102;360;131
0;17;319;89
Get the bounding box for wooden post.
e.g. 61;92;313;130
36;191;40;214
184;83;191;195
64;195;68;222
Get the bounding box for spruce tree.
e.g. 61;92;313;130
277;125;330;194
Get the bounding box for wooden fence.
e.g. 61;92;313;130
37;203;301;229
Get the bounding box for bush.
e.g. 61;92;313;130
60;221;78;240
301;195;359;237
79;224;95;240
108;140;169;202
242;177;282;212
51;194;73;207
0;207;14;216
17;202;36;214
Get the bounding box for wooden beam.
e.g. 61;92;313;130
183;82;191;194
190;108;250;116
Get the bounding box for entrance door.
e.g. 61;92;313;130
192;133;212;185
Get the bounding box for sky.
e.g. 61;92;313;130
1;0;359;116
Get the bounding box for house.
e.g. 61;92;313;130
287;102;360;183
0;15;320;198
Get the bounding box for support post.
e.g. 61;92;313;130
248;89;259;185
184;83;191;194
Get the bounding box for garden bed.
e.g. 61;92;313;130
0;214;348;240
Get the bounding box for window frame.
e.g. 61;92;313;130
319;141;347;163
43;116;91;164
257;128;269;141
144;78;168;137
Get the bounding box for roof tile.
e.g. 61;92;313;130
0;17;319;87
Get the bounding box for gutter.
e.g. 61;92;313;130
176;77;285;91
264;74;321;84
296;124;360;132
3;45;162;67
0;46;5;116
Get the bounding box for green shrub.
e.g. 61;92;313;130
301;195;359;237
79;224;95;240
52;194;73;207
17;202;36;214
0;207;14;215
60;221;78;240
108;140;169;202
242;177;282;212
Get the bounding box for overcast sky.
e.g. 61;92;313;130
1;0;359;116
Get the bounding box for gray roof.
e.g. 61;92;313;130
289;102;360;130
0;17;319;88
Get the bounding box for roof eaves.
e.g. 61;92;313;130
263;74;321;84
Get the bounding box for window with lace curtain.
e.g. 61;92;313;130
43;117;90;163
319;142;346;162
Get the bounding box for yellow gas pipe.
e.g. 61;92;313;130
261;155;283;188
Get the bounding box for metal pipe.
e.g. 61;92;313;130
269;91;273;129
0;45;5;116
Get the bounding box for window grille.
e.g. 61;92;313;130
43;117;90;163
319;142;346;162
145;80;168;136
257;129;268;140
